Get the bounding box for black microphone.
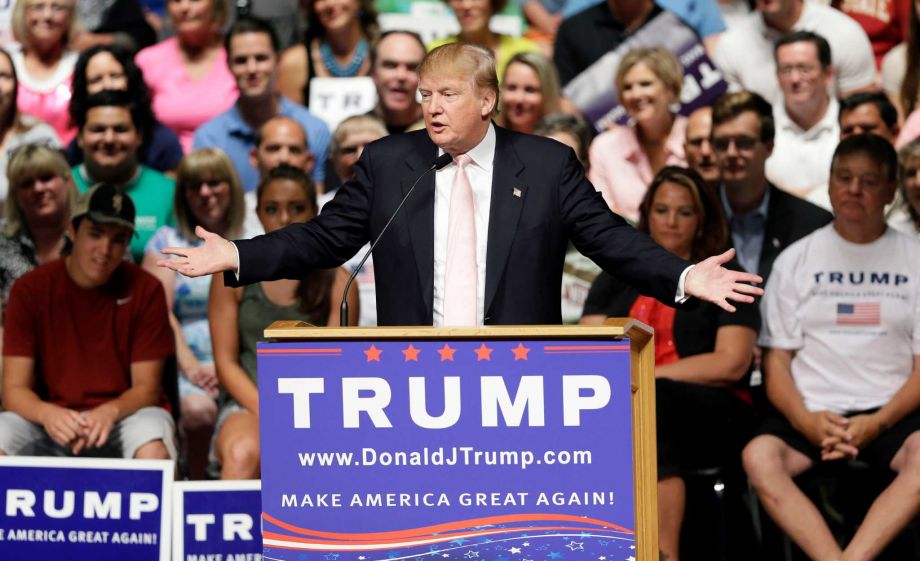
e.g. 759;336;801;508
339;153;454;326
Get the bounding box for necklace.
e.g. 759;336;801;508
319;38;368;77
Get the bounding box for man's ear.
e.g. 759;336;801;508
249;148;259;171
304;150;316;175
481;89;497;118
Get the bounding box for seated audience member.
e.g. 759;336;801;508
208;166;358;479
324;114;387;200
581;166;759;561
71;0;157;52
428;0;539;84
711;91;832;283
277;0;378;105
589;47;687;222
881;0;918;120
72;90;175;263
8;0;79;143
895;138;920;235
367;30;425;135
534;112;594;172
142;148;246;477
194;16;331;193
712;0;876;104
67;45;183;174
839;91;900;142
0;144;75;317
537;0;724;58
684;106;720;191
554;0;660;87
0;48;60;207
0;184;176;459
135;0;238;153
765;31;839;200
244;116;317;234
498;52;562;135
744;134;920;561
808;91;902;214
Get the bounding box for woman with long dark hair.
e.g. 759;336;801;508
68;44;183;173
207;165;358;479
581;166;759;560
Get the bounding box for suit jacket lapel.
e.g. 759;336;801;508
484;127;526;318
402;138;438;321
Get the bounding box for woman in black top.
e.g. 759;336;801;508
581;166;760;561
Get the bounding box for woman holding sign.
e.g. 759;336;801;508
208;165;358;480
588;47;688;223
580;166;759;560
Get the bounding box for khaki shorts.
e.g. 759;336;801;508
0;406;178;459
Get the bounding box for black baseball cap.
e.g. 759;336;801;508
72;183;136;232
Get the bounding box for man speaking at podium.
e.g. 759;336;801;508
160;44;761;325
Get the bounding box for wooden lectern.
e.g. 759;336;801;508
256;320;658;561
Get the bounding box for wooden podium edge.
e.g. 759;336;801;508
263;319;658;559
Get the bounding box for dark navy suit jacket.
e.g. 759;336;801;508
229;125;690;326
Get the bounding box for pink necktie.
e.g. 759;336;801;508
443;154;478;326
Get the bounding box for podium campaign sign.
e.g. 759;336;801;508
172;480;262;561
0;456;172;560
257;324;656;560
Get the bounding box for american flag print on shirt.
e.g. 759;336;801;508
836;302;881;326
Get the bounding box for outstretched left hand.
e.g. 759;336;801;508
685;248;764;312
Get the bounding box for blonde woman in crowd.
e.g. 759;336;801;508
8;0;79;143
0;144;76;319
142;148;245;478
498;51;561;134
589;47;687;223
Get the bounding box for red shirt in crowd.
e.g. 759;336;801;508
3;259;174;411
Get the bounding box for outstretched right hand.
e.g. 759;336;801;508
158;226;239;278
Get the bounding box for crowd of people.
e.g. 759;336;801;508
0;0;919;559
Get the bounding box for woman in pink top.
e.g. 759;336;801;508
135;0;238;153
8;0;79;144
588;47;688;223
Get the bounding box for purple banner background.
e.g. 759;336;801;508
258;338;636;560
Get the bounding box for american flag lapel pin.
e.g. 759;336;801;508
513;187;523;198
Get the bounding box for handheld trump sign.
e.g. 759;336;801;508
0;456;172;560
172;480;262;561
257;322;658;561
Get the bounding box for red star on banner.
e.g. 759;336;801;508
512;343;530;361
474;343;493;361
402;344;420;362
437;344;456;361
364;345;382;362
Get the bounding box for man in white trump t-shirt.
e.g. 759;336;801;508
744;134;920;561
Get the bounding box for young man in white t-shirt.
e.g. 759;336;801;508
744;134;920;561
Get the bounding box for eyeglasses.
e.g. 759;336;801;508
712;135;759;153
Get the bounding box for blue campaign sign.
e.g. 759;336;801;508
258;338;636;560
173;480;263;561
0;456;172;561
